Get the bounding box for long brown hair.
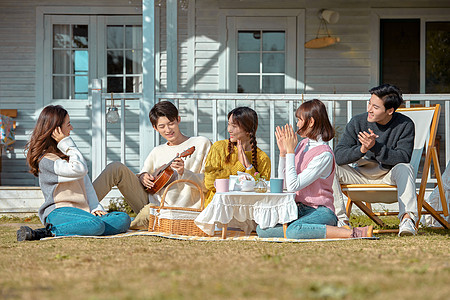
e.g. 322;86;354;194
225;107;259;172
25;105;69;176
296;99;335;142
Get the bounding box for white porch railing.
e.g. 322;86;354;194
92;90;450;181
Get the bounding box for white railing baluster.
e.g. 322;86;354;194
194;98;198;137
327;101;334;149
446;100;450;166
289;100;294;126
270;100;276;179
213;99;218;143
101;93;107;172
347;100;352;123
121;98;126;165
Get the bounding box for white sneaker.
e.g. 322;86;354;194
337;219;352;229
398;218;417;236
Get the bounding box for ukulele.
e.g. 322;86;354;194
145;146;195;194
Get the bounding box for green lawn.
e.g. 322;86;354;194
1;216;449;300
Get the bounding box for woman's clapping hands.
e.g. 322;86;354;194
275;124;298;155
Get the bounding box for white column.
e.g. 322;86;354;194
91;79;104;180
167;0;178;92
142;0;156;167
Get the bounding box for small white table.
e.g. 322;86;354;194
194;191;298;238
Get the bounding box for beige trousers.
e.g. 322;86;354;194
92;162;149;214
333;163;418;222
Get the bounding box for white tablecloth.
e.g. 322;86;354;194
194;191;298;235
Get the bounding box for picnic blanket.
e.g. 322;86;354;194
41;229;379;242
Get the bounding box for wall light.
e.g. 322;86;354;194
305;9;340;49
106;93;120;124
320;9;340;24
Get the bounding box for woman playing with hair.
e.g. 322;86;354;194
204;107;271;206
257;99;373;239
17;105;130;241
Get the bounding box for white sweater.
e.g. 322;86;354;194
140;136;211;208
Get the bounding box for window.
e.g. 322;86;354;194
106;25;143;93
52;24;89;99
426;22;450;93
237;31;286;93
222;13;302;94
44;15;142;102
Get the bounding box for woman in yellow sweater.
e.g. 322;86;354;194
204;107;271;206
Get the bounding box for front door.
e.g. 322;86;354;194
43;15;143;174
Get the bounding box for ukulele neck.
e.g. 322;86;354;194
158;154;180;175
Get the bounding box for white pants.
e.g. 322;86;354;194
333;163;418;222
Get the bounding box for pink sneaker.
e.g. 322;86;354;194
351;226;373;238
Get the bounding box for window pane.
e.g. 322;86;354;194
126;50;142;74
53;25;70;48
72;25;88;48
107;50;124;74
126;76;142;93
262;53;285;73
238;75;259;93
125;25;143;49
107;26;124;49
262;75;284;93
53;76;70;99
262;31;285;51
238;53;259;73
426;22;450;93
238;31;260;51
74;50;88;75
73;76;88;99
53;50;71;74
380;19;420;93
107;77;123;93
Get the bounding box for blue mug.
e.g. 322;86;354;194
270;178;284;193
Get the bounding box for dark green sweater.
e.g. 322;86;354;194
334;112;415;169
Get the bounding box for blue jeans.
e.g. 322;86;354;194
256;203;337;239
46;207;131;236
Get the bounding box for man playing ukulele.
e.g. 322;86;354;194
93;101;211;229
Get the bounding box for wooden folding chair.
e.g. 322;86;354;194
341;105;450;233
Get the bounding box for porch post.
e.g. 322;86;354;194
91;79;105;180
142;0;156;167
167;0;178;92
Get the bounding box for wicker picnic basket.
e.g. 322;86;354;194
148;179;208;237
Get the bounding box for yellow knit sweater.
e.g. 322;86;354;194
204;139;271;206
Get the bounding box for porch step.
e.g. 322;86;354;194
0;186;123;217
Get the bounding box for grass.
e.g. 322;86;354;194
0;216;449;300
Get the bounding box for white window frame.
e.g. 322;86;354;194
218;9;305;93
370;8;450;92
43;15;95;104
35;6;142;109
